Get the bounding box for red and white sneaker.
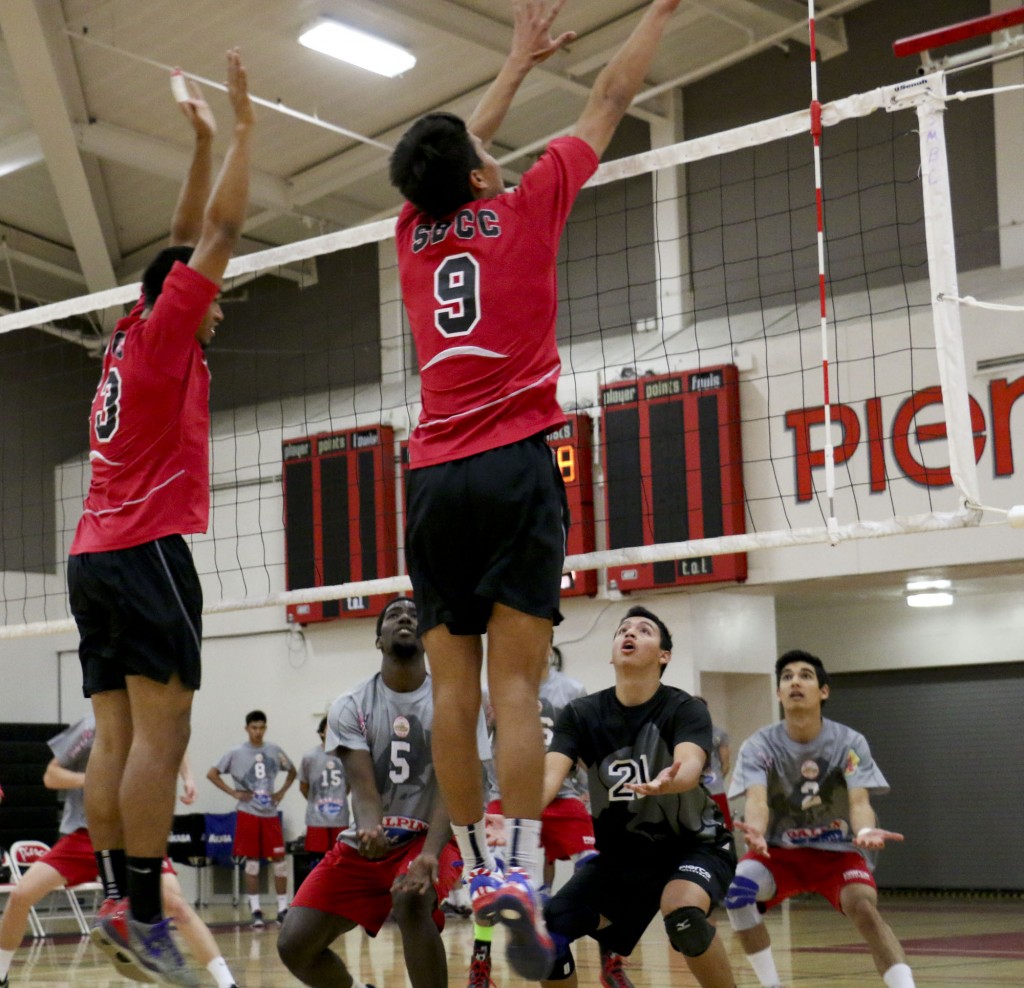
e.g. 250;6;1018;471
89;898;155;984
600;949;636;988
492;868;554;981
466;952;495;988
467;867;504;926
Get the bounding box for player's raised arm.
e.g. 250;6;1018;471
467;0;576;143
188;48;254;287
573;0;681;158
169;71;216;246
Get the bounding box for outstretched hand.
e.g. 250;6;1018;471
511;0;577;67
175;71;216;140
623;760;681;798
225;48;255;128
733;820;770;857
853;827;904;851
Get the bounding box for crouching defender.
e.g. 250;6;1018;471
538;607;738;988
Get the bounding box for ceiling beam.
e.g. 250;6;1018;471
0;0;116;291
718;0;849;59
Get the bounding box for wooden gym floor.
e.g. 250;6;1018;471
5;894;1023;986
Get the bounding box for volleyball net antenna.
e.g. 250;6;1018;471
4;20;1024;637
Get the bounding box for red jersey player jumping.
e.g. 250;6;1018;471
66;50;254;986
389;1;684;980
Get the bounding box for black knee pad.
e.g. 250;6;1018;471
664;906;716;957
545;892;600;944
545;947;576;981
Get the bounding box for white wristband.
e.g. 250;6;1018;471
856;827;873;837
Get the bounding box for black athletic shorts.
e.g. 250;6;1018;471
544;837;736;958
67;534;203;695
405;432;569;635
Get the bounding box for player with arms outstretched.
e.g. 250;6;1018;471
389;2;684;978
540;607;738;988
726;650;914;988
68;51;253;986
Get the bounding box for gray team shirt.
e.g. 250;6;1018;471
327;671;489;850
48;715;95;834
216;741;294;818
485;670;588;803
299;744;350;828
702;724;730;796
728;718;889;853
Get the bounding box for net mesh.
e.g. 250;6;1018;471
0;78;994;635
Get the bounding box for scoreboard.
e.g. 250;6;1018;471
546;414;597;597
601;365;746;591
282;425;397;623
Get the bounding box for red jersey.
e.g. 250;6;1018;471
396;136;598;467
69;262;219;554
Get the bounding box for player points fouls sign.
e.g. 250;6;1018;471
600;365;746;591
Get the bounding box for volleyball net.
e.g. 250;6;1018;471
2;69;1021;637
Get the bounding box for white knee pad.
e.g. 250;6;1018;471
726;858;775;932
273;859;289;879
244;859;261;877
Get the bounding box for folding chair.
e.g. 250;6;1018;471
9;839;103;937
0;848;42;938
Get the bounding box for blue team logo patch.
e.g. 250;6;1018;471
316;800;344;817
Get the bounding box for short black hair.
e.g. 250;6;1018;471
376;596;414;637
389;112;482;219
775;649;829;689
245;709;267;725
316;716;327;735
141;245;194;308
621;605;673;653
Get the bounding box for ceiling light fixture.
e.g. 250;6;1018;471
298;19;416;78
905;578;954;607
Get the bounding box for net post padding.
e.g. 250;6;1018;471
913;75;982;510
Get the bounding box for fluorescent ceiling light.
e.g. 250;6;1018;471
905;591;954;608
905;578;951;592
299;19;416;78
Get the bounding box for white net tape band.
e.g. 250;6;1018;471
0;507;980;641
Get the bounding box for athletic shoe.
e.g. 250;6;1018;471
600;949;636;988
467;954;495;988
276;908;288;925
126;917;200;986
467;867;504;926
89;898;155;984
491;868;554;980
250;909;265;929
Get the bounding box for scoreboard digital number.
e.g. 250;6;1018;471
282;425;397;623
600;365;746;591
546;414;597;597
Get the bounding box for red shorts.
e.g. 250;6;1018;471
41;829;175;885
233;813;285;859
743;846;876;913
291;835;461;936
710;793;734;830
304;827;345;854
487;797;596;865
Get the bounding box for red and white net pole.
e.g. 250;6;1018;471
808;1;839;540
